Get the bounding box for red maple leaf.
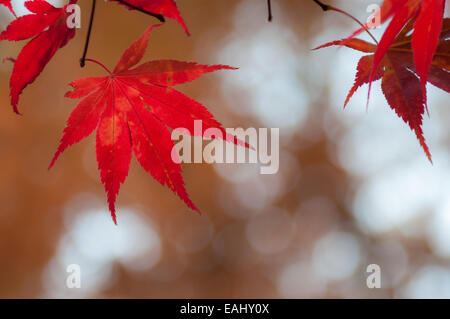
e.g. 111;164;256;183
113;0;189;35
0;0;77;114
349;0;446;107
49;25;244;224
0;0;15;16
316;18;450;162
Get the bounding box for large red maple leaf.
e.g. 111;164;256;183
50;25;244;224
350;0;446;106
113;0;189;35
316;19;450;162
0;0;77;114
0;0;15;16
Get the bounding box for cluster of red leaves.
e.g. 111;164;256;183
0;0;241;223
316;0;449;162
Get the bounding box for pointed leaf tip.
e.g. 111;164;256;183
114;24;162;74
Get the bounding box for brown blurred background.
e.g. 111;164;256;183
0;0;449;298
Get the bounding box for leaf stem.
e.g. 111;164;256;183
267;0;273;22
116;0;165;22
80;0;96;67
84;58;112;74
313;0;378;45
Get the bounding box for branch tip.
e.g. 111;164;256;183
313;0;329;11
267;0;273;22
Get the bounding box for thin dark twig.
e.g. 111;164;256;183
267;0;273;22
80;0;96;67
116;0;165;22
312;0;378;44
313;0;329;11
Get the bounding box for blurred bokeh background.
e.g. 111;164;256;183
0;0;449;298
